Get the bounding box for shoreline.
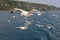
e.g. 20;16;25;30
0;11;10;12
0;10;60;12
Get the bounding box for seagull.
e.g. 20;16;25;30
16;20;32;30
10;8;42;17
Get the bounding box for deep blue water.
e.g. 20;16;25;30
0;11;60;40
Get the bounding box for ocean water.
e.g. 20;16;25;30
0;11;60;40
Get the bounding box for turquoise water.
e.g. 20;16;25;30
0;11;60;40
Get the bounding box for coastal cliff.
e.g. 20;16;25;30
0;1;60;11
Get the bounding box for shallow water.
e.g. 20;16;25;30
0;11;60;40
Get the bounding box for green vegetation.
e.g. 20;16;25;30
0;1;60;11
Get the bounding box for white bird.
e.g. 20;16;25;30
16;20;32;30
10;8;42;17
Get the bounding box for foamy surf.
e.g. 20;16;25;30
52;14;59;18
7;19;11;23
36;24;44;27
11;16;16;19
46;25;53;29
16;26;28;30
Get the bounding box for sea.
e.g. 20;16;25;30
0;11;60;40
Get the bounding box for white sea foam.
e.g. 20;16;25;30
36;21;40;24
46;25;52;29
52;14;59;18
7;19;11;23
16;26;28;30
11;16;16;19
48;27;51;29
36;24;44;27
37;13;42;16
